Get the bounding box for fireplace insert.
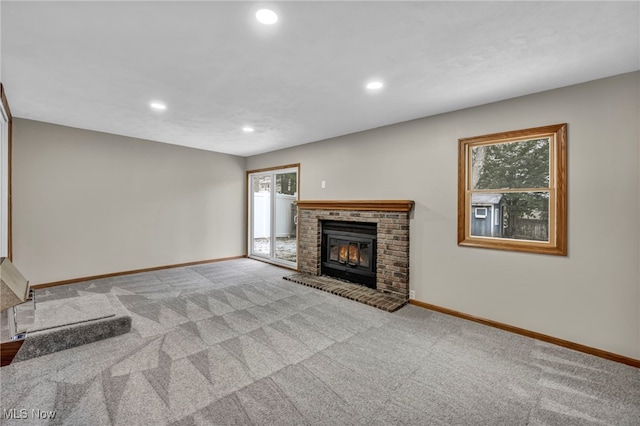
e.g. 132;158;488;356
321;221;377;288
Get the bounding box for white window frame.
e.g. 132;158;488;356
474;207;487;219
0;96;9;258
247;164;299;268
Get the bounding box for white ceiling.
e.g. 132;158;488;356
2;1;639;157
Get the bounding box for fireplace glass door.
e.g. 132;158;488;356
248;166;299;267
329;239;371;268
321;221;377;288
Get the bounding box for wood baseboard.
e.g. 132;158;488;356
31;255;247;289
1;339;24;367
409;299;640;369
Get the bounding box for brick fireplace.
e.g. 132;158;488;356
296;200;414;299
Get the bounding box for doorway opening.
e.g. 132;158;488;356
247;165;299;268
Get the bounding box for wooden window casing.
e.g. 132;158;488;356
458;123;567;256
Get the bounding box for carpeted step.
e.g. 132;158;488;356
13;293;132;362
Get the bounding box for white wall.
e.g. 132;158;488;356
0;0;3;83
12;119;247;283
246;72;640;359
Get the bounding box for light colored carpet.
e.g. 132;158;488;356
0;258;638;425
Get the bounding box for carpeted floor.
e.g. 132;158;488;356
1;258;638;425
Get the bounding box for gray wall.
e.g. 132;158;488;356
246;72;640;359
12;119;247;284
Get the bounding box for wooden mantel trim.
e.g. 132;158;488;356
296;200;414;212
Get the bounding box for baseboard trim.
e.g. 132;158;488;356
31;255;247;289
409;299;640;368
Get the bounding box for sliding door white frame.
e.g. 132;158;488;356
247;165;299;269
0;97;9;258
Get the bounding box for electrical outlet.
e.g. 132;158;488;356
321;180;326;188
409;290;415;299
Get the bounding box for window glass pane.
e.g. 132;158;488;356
472;138;550;190
470;191;549;242
474;207;487;218
275;172;297;195
274;170;297;263
252;175;271;257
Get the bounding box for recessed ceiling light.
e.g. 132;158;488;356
243;127;255;133
149;101;167;111
366;81;384;90
256;9;278;25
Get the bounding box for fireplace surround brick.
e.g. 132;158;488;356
296;200;414;299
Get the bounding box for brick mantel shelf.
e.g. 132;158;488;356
296;199;414;299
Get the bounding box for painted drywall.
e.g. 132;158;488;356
12;119;246;284
246;72;640;359
0;0;2;83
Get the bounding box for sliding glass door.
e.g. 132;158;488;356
248;165;299;268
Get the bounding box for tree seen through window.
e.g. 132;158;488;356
472;138;550;241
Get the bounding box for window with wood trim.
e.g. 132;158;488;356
458;123;567;255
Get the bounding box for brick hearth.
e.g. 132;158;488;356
296;200;414;299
